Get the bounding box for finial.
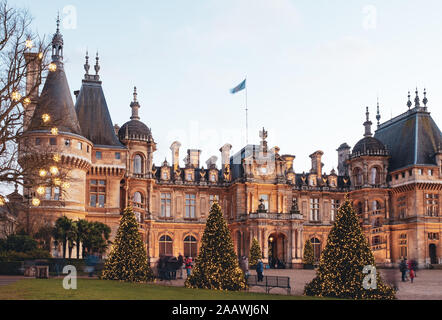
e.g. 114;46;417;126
363;106;372;137
407;91;412;109
423;88;428;107
56;12;60;33
133;86;138;102
376;98;381;127
84;50;90;75
94;51;100;75
414;88;420;107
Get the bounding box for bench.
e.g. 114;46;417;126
246;275;291;294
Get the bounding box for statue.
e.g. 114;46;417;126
257;198;267;213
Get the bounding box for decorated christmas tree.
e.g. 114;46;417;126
303;239;315;268
249;238;262;268
185;202;246;291
304;197;396;299
102;206;154;282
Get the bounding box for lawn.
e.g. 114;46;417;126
0;278;322;300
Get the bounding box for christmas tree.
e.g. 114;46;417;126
102;206;154;282
304;197;396;299
185;202;246;291
249;238;262;268
303;239;315;268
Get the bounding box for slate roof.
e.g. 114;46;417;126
27;63;82;135
352;136;387;154
374;107;441;171
75;80;124;147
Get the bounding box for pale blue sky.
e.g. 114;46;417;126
13;0;442;172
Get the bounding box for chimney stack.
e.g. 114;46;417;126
170;141;181;170
220;143;232;171
337;143;351;176
187;149;201;168
310;150;324;177
206;156;218;169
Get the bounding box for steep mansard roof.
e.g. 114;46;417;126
374;107;441;171
27;63;82;135
75;80;124;147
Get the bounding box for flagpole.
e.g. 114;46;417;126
245;78;248;145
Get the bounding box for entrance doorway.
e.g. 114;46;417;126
429;244;438;264
268;233;286;268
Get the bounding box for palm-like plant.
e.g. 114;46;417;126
74;219;89;259
53;216;74;258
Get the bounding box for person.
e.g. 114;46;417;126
177;253;184;279
256;259;264;282
410;259;418;278
239;256;249;280
168;256;178;280
399;258;408;282
410;268;415;283
185;256;193;277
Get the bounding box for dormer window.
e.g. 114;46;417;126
96;151;102;160
211;174;216;182
186;173;192;181
77;142;82;150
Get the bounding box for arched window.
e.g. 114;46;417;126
355;201;363;215
353;168;363;186
133;192;143;208
184;235;197;258
159;235;173;256
311;238;321;263
133;155;143;174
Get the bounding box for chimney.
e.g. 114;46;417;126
114;124;120;136
170;141;181;170
206;156;218;169
187;149;201;168
337;143;351;176
219;143;232;171
281;155;296;173
309;150;324;177
23;52;41;131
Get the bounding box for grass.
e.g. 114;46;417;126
0;278;324;300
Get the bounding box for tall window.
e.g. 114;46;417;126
160;193;171;217
425;193;439;216
45;187;51;200
371;167;380;185
54;187;60;201
311;238;321;262
398;196;407;219
133;192;143;208
159;235;173;256
209;195;219;208
310;198;320;221
399;234;407;258
96;151;102;159
330;199;340;221
90;180;106;207
133;155;142;174
353;167;363;186
259;194;269;211
185;194;196;218
184;235;197;257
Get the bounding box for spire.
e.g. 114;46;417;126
407;91;412;109
363;106;372;137
376;98;381;128
423;88;428;108
414;88;420;107
94;51;100;78
130;86;140;120
84;50;90;76
51;13;64;63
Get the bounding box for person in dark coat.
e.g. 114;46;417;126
177;253;184;279
399;258;408;282
256;259;264;282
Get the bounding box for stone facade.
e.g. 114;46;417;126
18;23;442;268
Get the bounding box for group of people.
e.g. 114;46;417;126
399;258;418;283
157;253;193;280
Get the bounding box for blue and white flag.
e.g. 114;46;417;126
230;79;246;94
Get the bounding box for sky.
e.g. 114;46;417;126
11;0;442;173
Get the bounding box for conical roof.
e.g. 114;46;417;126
75;80;124;147
27;64;82;135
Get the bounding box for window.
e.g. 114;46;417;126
398;196;407;219
185;194;196;218
162;171;168;180
77;142;82;150
184;235;197;257
418;169;423;175
310;198;320;221
370;167;378;184
87;145;89;153
331;199;340;221
353;168;363;186
259;194;269;211
45;187;51;200
159;235;173;256
428;233;440;240
210;174;216;182
372;200;382;215
54;187;60;200
425;194;439;217
133;192;143;208
35;138;41;146
49;137;57;145
209;195;219;208
90;180;106;207
399;234;407;258
133;155;142;174
64;139;70;146
186;173;192;181
372;236;381;245
311;238;321;263
115;152;121;160
160;193;171;217
428;169;433;176
96;151;102;160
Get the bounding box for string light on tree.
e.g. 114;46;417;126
11;91;21;102
23;97;31;105
39;169;47;177
42;114;51;123
51;127;58;135
48;63;57;72
49;166;59;175
32;198;41;207
25;39;33;49
0;196;5;206
53;154;61;162
36;186;45;195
